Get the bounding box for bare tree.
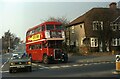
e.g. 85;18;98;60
2;30;21;53
45;16;69;28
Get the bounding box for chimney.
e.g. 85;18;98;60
109;2;117;9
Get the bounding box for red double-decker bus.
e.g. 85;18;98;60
26;21;68;64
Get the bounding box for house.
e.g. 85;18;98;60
66;2;120;53
0;38;2;54
118;1;120;8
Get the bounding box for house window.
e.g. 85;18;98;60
80;25;82;28
111;23;119;31
118;38;120;46
76;40;79;46
71;26;75;33
90;38;98;47
66;40;70;45
70;41;74;45
112;38;120;46
93;21;103;30
119;24;120;30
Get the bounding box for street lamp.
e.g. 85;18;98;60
8;36;10;53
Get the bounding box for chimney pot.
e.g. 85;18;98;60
109;2;117;9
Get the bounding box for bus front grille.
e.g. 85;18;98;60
54;49;62;60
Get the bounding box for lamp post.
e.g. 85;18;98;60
8;36;10;53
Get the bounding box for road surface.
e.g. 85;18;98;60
1;53;120;78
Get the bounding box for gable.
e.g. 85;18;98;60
68;8;120;26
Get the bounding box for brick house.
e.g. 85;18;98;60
66;2;120;53
118;1;120;8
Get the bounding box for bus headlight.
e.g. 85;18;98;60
45;30;50;38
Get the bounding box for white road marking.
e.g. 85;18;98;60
106;62;110;63
111;62;115;63
84;64;89;66
39;68;44;69
32;63;38;66
79;64;83;66
1;58;10;69
0;71;9;73
72;64;79;67
60;65;71;68
87;63;92;65
101;62;106;64
43;67;49;69
93;63;99;65
50;66;60;69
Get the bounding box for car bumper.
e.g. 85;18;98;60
10;65;31;69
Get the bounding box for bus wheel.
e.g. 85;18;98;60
43;55;49;64
63;54;68;63
63;57;68;63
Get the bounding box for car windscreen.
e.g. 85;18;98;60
12;52;29;59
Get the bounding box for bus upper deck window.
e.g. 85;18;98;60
42;26;45;31
46;25;54;30
26;31;30;36
55;25;63;30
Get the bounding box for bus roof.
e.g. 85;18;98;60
27;21;62;32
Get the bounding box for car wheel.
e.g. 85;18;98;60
43;55;49;64
9;68;12;73
27;66;32;72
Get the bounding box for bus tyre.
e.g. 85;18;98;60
63;54;68;63
63;57;68;63
43;55;49;64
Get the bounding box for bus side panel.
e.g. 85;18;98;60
42;48;47;59
47;48;54;56
26;44;30;56
37;49;43;62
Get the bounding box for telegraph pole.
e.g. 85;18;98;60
8;35;10;53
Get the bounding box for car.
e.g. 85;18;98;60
9;52;32;73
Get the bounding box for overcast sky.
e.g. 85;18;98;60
0;0;120;41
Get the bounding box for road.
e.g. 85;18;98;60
1;53;120;78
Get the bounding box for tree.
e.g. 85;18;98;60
45;16;70;28
2;30;21;53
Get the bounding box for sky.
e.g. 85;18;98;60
0;0;120;41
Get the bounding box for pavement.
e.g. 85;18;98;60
69;55;116;63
